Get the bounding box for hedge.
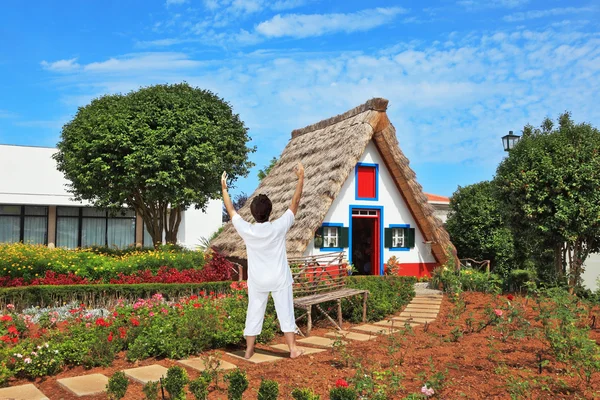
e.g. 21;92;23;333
0;282;234;311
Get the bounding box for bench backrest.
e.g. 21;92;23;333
288;251;349;297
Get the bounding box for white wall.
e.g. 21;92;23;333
582;253;600;291
304;141;436;269
177;200;223;249
0;145;87;206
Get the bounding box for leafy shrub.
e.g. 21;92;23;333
225;369;249;400
330;387;358;400
106;371;129;400
508;269;537;293
7;341;63;378
257;379;279;400
342;276;415;322
189;372;212;400
0;359;14;387
163;366;189;400
142;381;159;400
432;267;501;294
291;387;321;400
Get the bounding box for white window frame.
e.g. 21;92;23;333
323;226;339;248
392;228;405;248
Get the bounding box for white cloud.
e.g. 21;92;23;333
256;7;408;38
40;58;81;72
166;0;188;6
457;0;529;10
82;53;203;73
0;110;17;119
271;0;309;11
504;6;597;22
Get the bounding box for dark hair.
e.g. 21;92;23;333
250;194;272;223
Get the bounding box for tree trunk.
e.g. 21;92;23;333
554;243;562;278
165;206;182;245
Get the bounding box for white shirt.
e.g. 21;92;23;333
232;209;295;292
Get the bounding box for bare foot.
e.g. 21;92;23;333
244;347;255;359
290;348;305;359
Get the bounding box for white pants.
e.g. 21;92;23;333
244;284;297;336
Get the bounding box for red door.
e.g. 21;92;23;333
351;210;381;276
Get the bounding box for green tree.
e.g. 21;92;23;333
446;181;515;279
54;83;254;247
257;157;278;182
495;112;600;289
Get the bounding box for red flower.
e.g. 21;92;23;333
113;311;119;317
0;315;12;322
130;318;140;327
118;327;127;339
0;335;10;343
193;303;201;308
11;337;18;344
7;325;18;335
95;318;110;327
107;332;113;343
506;294;514;301
190;295;198;300
335;379;349;388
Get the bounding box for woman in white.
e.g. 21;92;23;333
221;163;304;359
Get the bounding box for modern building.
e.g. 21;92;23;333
0;144;222;249
213;98;458;278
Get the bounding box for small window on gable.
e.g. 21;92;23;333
356;164;378;200
385;226;415;250
323;226;339;248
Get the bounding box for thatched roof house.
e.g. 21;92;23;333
212;98;457;277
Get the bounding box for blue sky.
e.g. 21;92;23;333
1;0;599;198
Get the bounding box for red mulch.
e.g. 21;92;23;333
7;292;600;399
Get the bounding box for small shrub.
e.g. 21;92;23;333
189;371;212;400
163;366;189;400
257;379;279;400
291;387;321;400
225;368;249;400
329;387;358;400
142;381;159;400
106;371;129;400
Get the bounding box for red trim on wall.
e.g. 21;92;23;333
357;166;376;198
396;262;439;278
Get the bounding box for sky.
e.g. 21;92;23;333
0;0;599;198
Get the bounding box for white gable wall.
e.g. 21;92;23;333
303;141;436;274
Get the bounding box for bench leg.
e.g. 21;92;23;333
362;292;368;323
337;299;343;329
307;305;312;336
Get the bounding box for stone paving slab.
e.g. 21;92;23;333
297;336;345;348
399;311;438;318
325;330;375;341
123;365;168;385
177;357;237;372
374;319;420;328
404;304;440;311
57;373;109;397
392;316;436;324
411;298;442;303
0;384;49;400
227;349;285;364
350;324;398;335
269;344;326;355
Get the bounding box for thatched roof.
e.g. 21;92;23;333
211;98;457;266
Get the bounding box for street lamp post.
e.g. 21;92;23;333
502;130;521;152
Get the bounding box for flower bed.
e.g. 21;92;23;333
0;243;206;285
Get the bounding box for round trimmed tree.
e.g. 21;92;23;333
54;83;254;247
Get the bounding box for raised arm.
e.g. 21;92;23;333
221;172;236;220
289;162;304;215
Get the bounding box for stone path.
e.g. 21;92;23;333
1;284;442;398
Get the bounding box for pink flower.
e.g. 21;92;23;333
149;312;155;317
85;323;92;328
161;308;169;314
494;309;503;317
50;317;57;324
421;385;435;397
24;357;32;364
6;304;15;310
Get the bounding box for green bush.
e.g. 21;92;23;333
257;379;279;400
189;372;211;400
330;387;358;400
0;281;234;311
225;369;249;400
106;371;129;400
342;276;416;322
163;366;189;400
432;267;502;294
291;387;321;400
508;269;537;293
142;381;159;400
0;243;204;283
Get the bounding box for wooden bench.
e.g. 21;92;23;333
289;252;369;336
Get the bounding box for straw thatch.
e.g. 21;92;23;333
211;98;457;266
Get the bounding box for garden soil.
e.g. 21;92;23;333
7;292;600;399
